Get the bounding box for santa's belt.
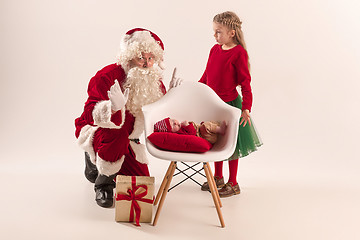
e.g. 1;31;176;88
129;138;140;144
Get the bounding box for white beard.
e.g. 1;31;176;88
123;66;164;118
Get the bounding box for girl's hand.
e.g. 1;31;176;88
240;109;251;127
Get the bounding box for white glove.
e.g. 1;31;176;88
169;67;183;89
107;80;129;112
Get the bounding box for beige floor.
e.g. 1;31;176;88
1;146;359;240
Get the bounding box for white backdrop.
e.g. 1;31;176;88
1;0;360;239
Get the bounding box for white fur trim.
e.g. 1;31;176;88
129;141;148;164
96;154;125;177
77;125;99;164
92;100;126;129
128;113;145;139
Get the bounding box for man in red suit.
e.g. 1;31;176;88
75;28;180;208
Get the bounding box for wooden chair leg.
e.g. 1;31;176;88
153;161;177;226
204;162;225;228
206;162;222;208
154;161;174;206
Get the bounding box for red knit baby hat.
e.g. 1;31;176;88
154;117;171;132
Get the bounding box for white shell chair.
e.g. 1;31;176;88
142;82;241;227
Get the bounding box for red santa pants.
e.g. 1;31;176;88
92;127;150;176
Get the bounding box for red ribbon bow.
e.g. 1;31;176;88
115;176;154;226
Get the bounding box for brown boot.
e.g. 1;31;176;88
218;182;240;198
201;176;225;191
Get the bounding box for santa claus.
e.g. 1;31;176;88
75;28;181;208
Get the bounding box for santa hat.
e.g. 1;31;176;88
154;117;171;132
116;28;165;71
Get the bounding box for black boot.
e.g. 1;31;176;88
94;173;116;208
84;152;98;183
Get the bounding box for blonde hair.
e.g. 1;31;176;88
213;11;250;70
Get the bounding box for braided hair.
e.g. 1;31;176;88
213;11;250;70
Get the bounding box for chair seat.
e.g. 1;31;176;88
142;82;241;162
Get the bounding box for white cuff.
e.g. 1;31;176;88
92;100;126;129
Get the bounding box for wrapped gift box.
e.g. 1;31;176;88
115;175;155;225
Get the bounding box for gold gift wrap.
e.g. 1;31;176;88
115;175;155;224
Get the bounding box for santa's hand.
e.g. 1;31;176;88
169;67;183;89
107;80;129;112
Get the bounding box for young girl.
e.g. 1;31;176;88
199;11;262;197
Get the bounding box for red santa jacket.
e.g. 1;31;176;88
75;63;166;165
